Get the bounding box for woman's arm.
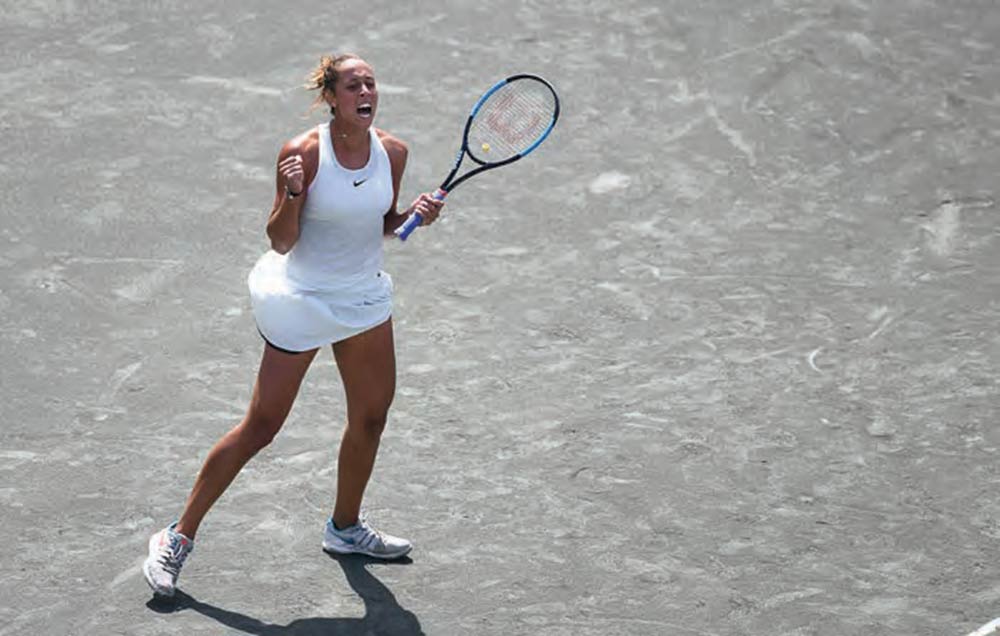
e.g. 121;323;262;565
266;133;318;254
379;131;445;236
380;132;411;236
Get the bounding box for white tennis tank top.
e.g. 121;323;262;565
284;124;394;291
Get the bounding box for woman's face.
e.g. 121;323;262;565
328;58;378;127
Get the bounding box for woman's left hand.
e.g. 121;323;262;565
409;192;445;226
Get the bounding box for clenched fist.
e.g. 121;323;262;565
279;154;304;195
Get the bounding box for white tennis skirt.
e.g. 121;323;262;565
247;251;393;352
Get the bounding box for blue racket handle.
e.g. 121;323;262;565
395;211;423;241
395;189;446;241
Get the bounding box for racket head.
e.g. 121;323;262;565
463;74;559;166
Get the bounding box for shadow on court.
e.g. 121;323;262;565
145;554;423;636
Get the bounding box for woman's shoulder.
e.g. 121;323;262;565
278;126;321;161
375;128;408;161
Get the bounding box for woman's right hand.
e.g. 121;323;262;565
279;154;305;195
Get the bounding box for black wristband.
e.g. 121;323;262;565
286;186;302;198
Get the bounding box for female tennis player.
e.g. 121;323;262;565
143;54;444;597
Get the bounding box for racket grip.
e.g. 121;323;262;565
394;189;447;242
395;212;423;241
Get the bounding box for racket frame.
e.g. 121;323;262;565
395;73;559;240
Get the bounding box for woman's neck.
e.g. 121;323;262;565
330;121;369;150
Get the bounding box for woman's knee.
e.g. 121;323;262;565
349;411;389;440
237;410;287;452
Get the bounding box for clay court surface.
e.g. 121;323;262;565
1;1;998;634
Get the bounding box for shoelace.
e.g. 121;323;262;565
354;519;386;549
156;536;189;576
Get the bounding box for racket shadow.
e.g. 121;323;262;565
145;553;423;635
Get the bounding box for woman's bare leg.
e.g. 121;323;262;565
175;344;319;539
330;319;396;529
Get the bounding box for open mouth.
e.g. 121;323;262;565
357;103;373;118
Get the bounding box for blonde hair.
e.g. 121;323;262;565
306;53;360;115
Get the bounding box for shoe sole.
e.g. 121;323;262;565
322;542;412;560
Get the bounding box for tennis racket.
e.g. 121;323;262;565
395;73;560;241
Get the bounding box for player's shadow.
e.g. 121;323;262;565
146;553;423;635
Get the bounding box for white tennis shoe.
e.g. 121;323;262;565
143;523;193;597
322;516;412;559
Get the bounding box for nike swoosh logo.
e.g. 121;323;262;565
353;178;367;187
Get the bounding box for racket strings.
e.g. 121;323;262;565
469;81;556;160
